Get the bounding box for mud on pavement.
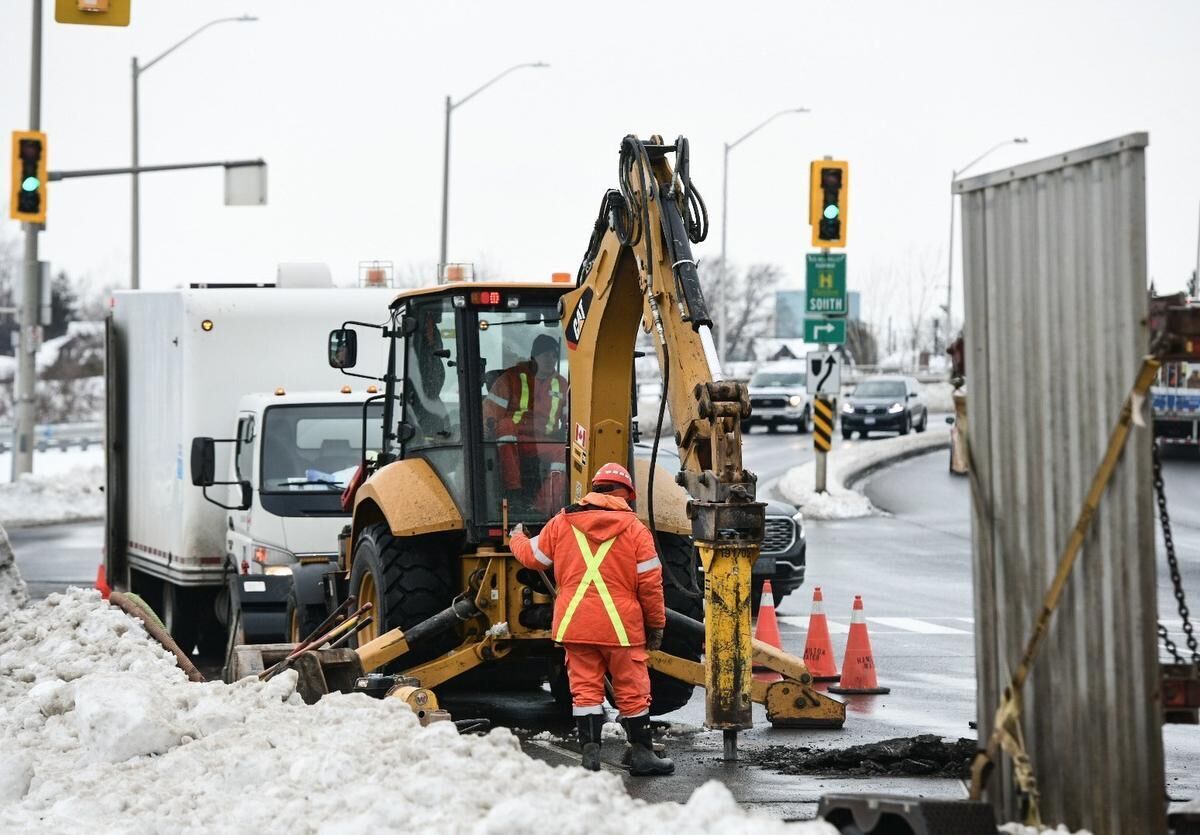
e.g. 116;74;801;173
748;734;977;779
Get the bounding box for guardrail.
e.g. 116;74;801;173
0;421;103;453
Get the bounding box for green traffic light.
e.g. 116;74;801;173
21;176;40;192
823;203;839;220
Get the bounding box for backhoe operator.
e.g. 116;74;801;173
508;463;674;776
484;333;567;499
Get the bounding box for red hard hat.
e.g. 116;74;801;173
592;462;635;496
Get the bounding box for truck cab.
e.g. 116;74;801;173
194;388;384;650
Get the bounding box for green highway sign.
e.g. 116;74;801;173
805;252;847;315
804;317;846;344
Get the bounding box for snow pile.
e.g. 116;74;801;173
0;465;104;527
999;824;1093;835
778;430;949;520
921;381;956;413
0;589;834;833
0;524;29;615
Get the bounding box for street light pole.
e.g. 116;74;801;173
718;107;809;365
131;15;256;290
945;137;1028;348
438;62;548;271
12;0;43;480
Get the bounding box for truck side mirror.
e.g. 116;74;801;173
239;480;253;511
191;437;216;487
945;416;955;425
329;329;358;369
397;423;416;444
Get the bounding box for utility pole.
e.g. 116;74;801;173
12;0;43;479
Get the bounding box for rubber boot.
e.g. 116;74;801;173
576;713;605;772
627;715;674;776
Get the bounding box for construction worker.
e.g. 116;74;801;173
484;333;567;498
508;462;673;776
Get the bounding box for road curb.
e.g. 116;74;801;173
778;430;950;520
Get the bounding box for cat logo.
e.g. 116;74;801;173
565;288;593;351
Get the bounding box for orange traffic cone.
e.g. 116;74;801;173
752;580;783;683
802;586;840;682
94;563;111;600
829;595;890;695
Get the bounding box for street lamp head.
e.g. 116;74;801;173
533;61;550;68
1013;137;1029;144
238;15;259;22
792;107;812;114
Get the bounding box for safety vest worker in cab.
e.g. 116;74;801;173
509;462;674;777
483;333;567;496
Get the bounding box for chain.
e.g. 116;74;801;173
1153;440;1200;664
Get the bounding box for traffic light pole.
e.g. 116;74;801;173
12;0;43;479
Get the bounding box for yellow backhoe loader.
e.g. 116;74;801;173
235;134;845;758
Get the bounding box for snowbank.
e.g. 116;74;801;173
778;430;949;520
0;524;29;615
921;381;956;413
0;588;834;833
0;465;104;528
999;824;1093;835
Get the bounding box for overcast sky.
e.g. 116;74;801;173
2;0;1198;327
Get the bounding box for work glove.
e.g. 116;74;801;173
646;627;664;652
509;523;525;539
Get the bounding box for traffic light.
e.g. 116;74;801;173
809;159;849;248
10;131;47;224
54;0;131;26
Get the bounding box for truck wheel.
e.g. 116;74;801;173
899;414;911;435
350;524;456;671
798;407;811;434
650;533;704;716
285;588;326;645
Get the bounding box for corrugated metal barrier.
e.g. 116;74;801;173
956;133;1164;834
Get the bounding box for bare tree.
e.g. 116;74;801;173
845;319;878;365
699;261;782;361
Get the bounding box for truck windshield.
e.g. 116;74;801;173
261;402;383;492
750;371;805;386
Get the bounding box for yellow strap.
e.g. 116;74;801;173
555;527;629;646
546;376;561;433
512;372;530;425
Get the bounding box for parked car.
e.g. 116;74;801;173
633;443;806;614
743;362;811;434
840;375;928;438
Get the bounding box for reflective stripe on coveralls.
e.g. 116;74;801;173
510;372;561;432
555;527;630;646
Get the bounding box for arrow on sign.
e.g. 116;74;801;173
817;355;836;392
814;323;837;338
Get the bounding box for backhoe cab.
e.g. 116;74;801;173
241;136;846;751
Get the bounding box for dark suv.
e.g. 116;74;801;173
840;375;928;438
634;443;806;614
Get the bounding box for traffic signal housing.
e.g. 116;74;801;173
10;131;48;224
809;159;849;248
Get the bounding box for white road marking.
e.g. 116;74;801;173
777;616;974;635
868;617;971;635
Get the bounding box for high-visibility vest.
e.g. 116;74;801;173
555;526;629;646
511;372;562;434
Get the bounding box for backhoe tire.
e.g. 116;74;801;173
349;524;456;671
650;533;704;716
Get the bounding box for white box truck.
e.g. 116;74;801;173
104;287;394;661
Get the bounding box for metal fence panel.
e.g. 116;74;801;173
956;133;1163;834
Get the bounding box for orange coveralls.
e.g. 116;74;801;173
483;362;567;491
510;492;666;717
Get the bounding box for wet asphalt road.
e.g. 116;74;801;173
7;435;1198;819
